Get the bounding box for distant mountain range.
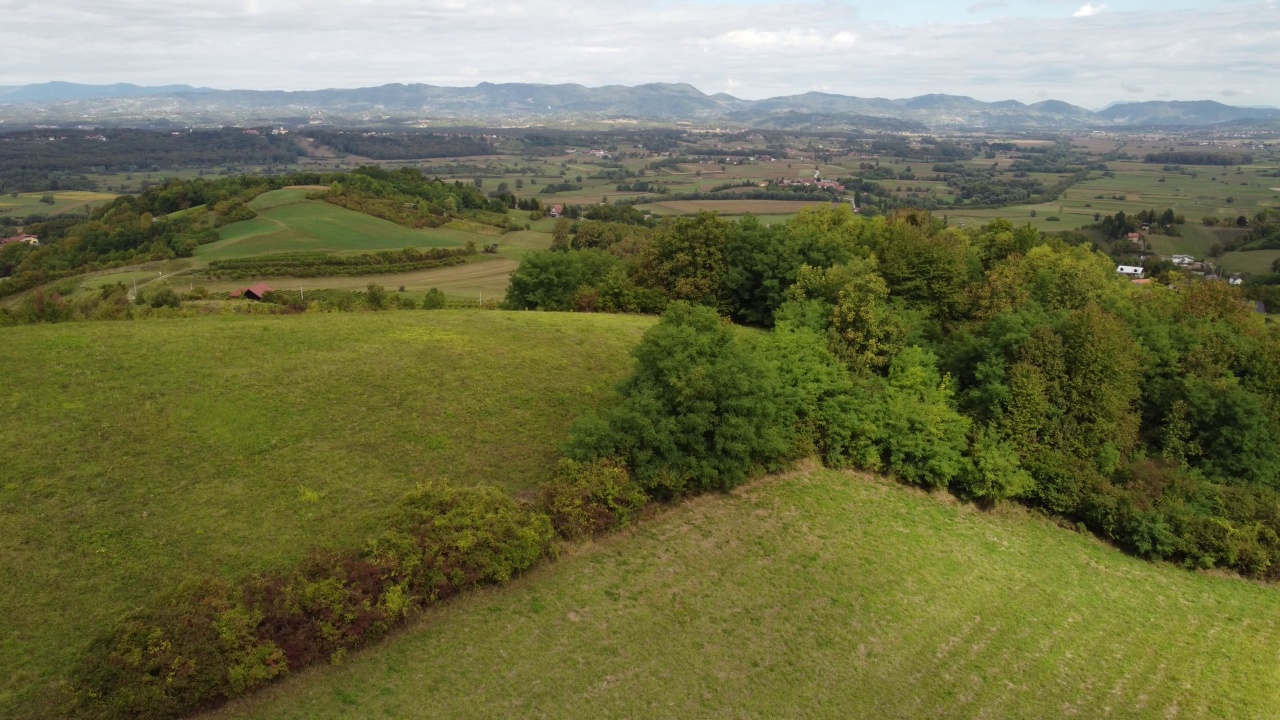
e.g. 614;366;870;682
1;81;1278;130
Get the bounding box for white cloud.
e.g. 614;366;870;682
714;29;857;51
0;1;1274;108
1073;3;1106;17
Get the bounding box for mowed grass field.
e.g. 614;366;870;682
214;468;1280;720
0;311;653;715
196;189;494;261
0;190;117;219
1219;249;1280;275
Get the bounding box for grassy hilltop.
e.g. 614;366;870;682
213;468;1280;720
0;311;652;714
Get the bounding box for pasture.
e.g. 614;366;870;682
214;468;1280;719
196;189;492;261
0;311;653;715
1218;249;1280;276
0;190;117;219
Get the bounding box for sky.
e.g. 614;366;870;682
0;0;1276;108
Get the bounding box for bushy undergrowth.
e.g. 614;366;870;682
66;484;558;720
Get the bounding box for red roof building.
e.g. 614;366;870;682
232;282;273;300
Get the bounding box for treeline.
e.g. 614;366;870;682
869;137;974;162
0;128;302;192
508;206;1280;580
321;166;518;231
620;185;843;207
0;279;478;326
302;130;496;160
1093;208;1187;240
204;246;476;279
1143;151;1253;166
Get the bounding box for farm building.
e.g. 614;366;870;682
0;234;39;246
549;205;563;218
1116;265;1145;278
230;282;273;300
1171;254;1195;266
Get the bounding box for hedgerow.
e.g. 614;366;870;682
66;484;557;720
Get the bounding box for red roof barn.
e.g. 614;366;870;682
231;282;273;300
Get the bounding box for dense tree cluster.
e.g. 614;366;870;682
322;166;518;229
301;130;496;160
0;128;302;192
1143;151;1253;166
512;206;1280;579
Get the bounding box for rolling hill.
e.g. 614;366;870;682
211;468;1280;719
196;188;480;260
0;311;653;717
4;81;1280;130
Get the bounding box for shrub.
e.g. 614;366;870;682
421;288;446;309
568;302;789;497
957;427;1033;502
241;551;389;669
539;458;648;539
68;578;285;720
874;347;971;488
68;484;556;720
389;483;556;592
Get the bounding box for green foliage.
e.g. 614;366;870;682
68;484;556;720
421;288;446;309
68;578;286;720
538;458;648;539
389;483;556;590
958;427;1034;502
205;246;476;280
873;347;972;488
634;212;732;312
569;302;788;497
504;249;622;311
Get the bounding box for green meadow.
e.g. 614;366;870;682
196;189;494;261
0;190;117;219
214;468;1280;720
0;311;653;715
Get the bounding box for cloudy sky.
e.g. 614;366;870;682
1;0;1276;108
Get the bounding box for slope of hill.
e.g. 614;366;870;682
0;311;653;717
196;188;484;261
3;81;1278;129
212;468;1280;719
0;81;213;103
1096;100;1280;126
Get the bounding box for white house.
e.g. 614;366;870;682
1171;254;1195;266
1116;265;1145;278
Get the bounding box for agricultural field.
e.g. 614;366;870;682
1218;249;1280;276
196;188;488;260
644;199;845;215
193;257;521;302
214;468;1280;719
0;189;117;219
0;311;654;715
